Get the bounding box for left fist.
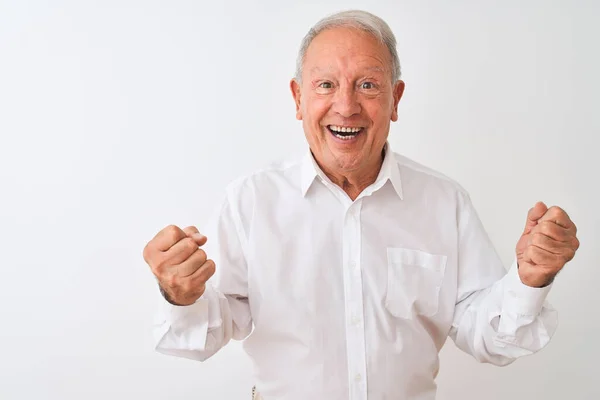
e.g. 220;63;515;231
516;201;580;287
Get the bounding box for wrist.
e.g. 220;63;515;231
158;284;204;306
517;262;556;288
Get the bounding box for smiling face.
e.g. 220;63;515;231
291;26;405;179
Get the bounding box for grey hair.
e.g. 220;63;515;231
295;10;401;83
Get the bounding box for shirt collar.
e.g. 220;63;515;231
300;141;403;199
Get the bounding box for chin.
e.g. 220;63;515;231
332;152;363;171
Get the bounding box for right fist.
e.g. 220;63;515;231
143;225;216;306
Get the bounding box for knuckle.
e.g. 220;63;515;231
182;237;198;253
180;279;193;294
554;223;567;236
165;224;179;232
550;206;565;219
206;259;216;275
165;274;179;288
527;246;541;259
548;205;561;213
531;232;545;246
165;224;181;243
142;243;153;263
539;221;553;233
143;238;163;264
154;255;171;273
195;248;207;262
187;249;204;267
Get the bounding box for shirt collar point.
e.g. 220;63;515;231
299;141;403;199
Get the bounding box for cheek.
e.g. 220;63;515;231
364;107;385;125
304;97;329;123
365;98;394;124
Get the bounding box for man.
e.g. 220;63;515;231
143;10;579;400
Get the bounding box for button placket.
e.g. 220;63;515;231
343;200;367;399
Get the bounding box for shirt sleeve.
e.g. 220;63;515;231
152;188;252;362
448;192;558;366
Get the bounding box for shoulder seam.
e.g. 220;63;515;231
392;153;470;196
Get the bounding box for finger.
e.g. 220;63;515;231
525;245;564;266
176;248;208;277
531;221;573;243
529;232;572;255
163;237;202;266
183;226;199;236
153;225;187;252
523;201;548;235
182;226;208;246
189;259;216;286
572;236;580;251
538;206;572;230
174;260;216;301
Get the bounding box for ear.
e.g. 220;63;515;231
391;80;405;122
290;79;303;120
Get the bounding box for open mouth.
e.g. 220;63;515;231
327;125;364;140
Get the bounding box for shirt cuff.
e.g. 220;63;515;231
153;286;213;352
502;259;553;316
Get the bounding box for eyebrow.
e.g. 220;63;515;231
364;66;385;73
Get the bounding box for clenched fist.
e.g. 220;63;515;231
516;202;580;288
143;225;216;306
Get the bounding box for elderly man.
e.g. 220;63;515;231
143;9;579;400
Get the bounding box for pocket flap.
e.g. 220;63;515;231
387;247;447;273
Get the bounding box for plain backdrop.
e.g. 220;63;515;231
1;0;599;399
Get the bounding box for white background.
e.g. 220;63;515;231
1;0;598;399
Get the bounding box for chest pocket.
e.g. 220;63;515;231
384;247;447;319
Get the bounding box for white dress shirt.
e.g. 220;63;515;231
153;142;557;400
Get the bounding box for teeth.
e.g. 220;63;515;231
335;134;355;140
329;125;362;133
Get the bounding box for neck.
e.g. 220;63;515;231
316;151;385;201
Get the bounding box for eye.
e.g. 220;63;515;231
319;82;333;89
361;82;375;89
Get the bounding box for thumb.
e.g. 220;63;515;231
190;232;208;246
182;226;208;246
522;201;548;235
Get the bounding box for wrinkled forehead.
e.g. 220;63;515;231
308;64;386;76
302;26;393;80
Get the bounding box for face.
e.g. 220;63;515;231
291;27;405;176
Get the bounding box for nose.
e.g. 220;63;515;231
332;86;361;118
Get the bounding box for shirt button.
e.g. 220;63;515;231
354;374;362;382
351;316;361;326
